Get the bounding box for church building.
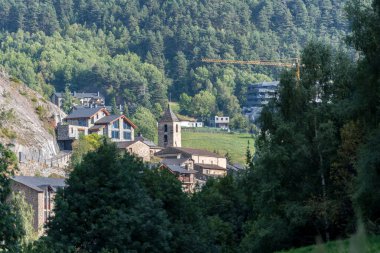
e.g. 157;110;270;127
156;105;227;184
158;105;182;148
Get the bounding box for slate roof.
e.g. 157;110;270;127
88;125;105;131
160;105;179;122
116;140;148;149
195;164;227;171
162;158;192;166
66;107;108;119
94;115;137;129
54;92;104;99
135;136;158;148
155;147;225;159
12;176;66;192
165;164;197;174
94;115;121;124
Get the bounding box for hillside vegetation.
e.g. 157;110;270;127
0;0;348;118
278;234;380;253
182;130;253;164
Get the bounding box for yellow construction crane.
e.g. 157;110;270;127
201;58;301;80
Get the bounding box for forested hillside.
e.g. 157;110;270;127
0;0;348;117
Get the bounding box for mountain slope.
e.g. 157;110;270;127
0;0;349;118
0;71;66;176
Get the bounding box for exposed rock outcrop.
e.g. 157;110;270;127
0;73;67;176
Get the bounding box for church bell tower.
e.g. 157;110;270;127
158;105;181;148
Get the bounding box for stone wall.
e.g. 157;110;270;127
124;141;150;162
158;122;181;148
11;182;44;232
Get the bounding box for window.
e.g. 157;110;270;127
164;135;168;143
123;131;131;140
78;119;87;126
111;130;120;139
164;124;168;132
176;124;178;133
91;117;95;124
123;121;131;130
44;190;51;223
112;120;119;128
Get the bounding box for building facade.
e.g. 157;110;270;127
244;81;279;122
158;105;182;148
117;140;151;162
210;116;230;129
10;176;66;234
51;91;105;109
180;121;204;128
155;147;227;180
57;107;136;150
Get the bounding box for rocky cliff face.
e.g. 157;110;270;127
0;73;67;176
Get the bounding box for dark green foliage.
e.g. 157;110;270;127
347;0;380;229
45;142;171;252
61;86;73;113
131;106;158;142
240;42;357;252
0;144;24;252
0;0;348;115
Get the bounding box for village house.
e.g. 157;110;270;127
180;118;204;128
135;134;162;156
155;105;227;184
10;176;66;234
51;91;105;109
155;147;227;180
117;140;151;162
160;157;197;193
57;107;136;150
210;116;230;129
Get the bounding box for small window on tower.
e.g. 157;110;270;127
164;124;168;132
164;135;168;143
176;124;178;133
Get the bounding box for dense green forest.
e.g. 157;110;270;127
0;0;348;118
3;0;380;252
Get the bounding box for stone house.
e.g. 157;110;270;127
135;135;162;156
117;140;151;162
10;176;66;234
51;91;105;108
160;158;197;193
57;107;136;150
155;147;227;180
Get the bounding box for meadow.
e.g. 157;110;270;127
182;129;254;164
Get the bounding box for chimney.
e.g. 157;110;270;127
97;91;100;97
73;91;76;96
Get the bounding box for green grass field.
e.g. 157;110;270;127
278;234;380;253
182;130;254;164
